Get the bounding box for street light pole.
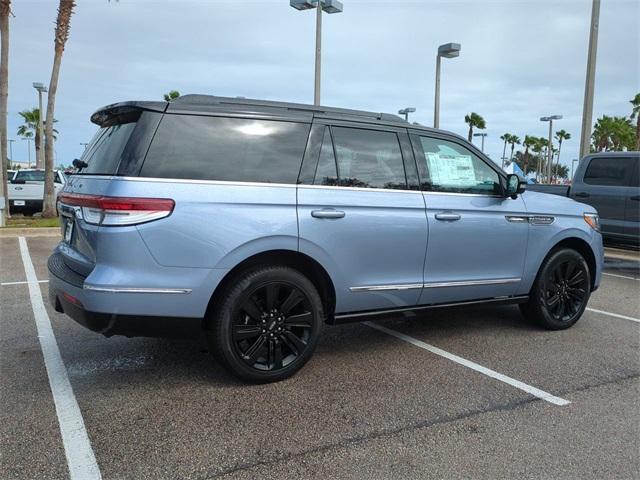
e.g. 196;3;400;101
8;138;14;163
22;138;32;167
579;0;600;160
540;115;562;183
290;0;343;106
473;132;488;152
433;43;461;129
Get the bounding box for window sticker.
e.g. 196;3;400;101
426;153;477;186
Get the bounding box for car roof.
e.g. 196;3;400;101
583;151;640;159
91;94;463;140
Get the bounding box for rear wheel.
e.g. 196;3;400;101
207;266;323;383
520;248;591;330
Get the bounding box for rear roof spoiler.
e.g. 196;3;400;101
90;101;167;127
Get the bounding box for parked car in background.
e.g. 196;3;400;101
49;95;603;383
528;152;639;246
9;168;67;214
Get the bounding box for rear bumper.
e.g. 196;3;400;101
9;199;42;210
48;252;202;338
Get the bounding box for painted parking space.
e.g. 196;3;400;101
1;234;639;479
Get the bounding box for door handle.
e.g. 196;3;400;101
311;209;345;219
435;212;461;221
630;195;640;201
574;192;590;198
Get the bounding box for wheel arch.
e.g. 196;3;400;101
546;236;597;291
204;249;336;326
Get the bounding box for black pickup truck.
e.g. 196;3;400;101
528;152;639;245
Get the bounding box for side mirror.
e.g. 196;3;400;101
505;174;526;199
10;179;26;185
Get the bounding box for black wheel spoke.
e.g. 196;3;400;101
284;312;313;328
267;340;283;370
233;325;262;341
568;270;585;286
565;261;576;281
547;293;560;307
241;296;263;321
280;290;304;315
243;336;266;363
281;330;306;355
265;284;280;311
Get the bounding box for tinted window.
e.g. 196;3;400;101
81;122;137;175
330;127;407;189
584;157;634;186
141;115;310;184
415;136;501;195
313;127;339;186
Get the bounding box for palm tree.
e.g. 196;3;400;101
16;108;57;168
521;135;536;175
163;90;180;102
500;133;512;168
0;0;10;223
42;0;76;218
464;112;486;142
509;135;521;161
630;93;640;151
553;129;571;182
591;115;635;152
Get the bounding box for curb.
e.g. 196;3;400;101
0;227;61;238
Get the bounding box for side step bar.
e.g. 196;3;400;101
327;295;529;325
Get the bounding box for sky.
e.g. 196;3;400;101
6;0;640;171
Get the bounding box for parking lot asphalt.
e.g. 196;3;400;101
1;235;639;480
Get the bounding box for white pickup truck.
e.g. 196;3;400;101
8;169;67;214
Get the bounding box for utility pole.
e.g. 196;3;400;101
579;0;600;159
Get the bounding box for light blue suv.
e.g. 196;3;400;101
49;95;604;382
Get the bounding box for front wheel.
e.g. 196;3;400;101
520;248;591;330
207;266;323;383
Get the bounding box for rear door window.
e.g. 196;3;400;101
584;157;635;186
141;115;310;184
15;170;45;182
329;126;407;189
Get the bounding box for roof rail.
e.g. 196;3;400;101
172;94;404;123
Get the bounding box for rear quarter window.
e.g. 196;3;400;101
140;115;310;184
81;122;138;175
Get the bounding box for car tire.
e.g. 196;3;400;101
520;248;591;330
206;266;324;383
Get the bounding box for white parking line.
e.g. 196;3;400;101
364;321;570;406
586;308;640;324
1;279;49;286
18;237;102;480
602;272;640;281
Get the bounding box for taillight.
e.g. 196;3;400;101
59;193;174;226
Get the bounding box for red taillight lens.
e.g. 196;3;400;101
59;193;174;226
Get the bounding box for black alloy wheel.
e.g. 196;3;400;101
232;281;313;371
520;248;591;330
208;266;323;383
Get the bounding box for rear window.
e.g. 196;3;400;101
583;157;635;186
140;115;310;184
80;122;137;175
14;170;63;183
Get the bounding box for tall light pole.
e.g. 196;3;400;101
434;42;461;129
22;138;32;168
8;138;14;163
290;0;343;106
398;107;416;122
32;82;47;169
540;115;562;183
579;0;600;160
473;132;488;152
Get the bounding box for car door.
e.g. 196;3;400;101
297;122;427;314
409;132;529;305
575;155;634;239
624;155;640;241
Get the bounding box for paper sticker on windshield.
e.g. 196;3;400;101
426;153;476;186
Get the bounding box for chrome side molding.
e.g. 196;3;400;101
351;278;521;292
83;285;192;294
